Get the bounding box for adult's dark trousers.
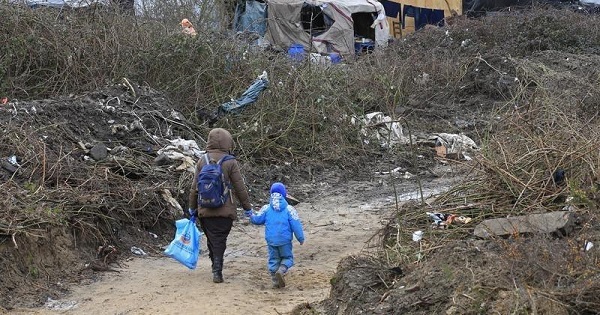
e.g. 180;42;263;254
199;217;233;263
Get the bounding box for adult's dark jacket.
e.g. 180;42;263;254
188;128;251;219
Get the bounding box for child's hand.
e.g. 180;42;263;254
244;210;253;218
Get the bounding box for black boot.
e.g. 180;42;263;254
212;257;224;283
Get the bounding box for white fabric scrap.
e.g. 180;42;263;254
430;133;479;153
157;138;204;173
352;112;410;148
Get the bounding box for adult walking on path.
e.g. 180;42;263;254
188;128;252;283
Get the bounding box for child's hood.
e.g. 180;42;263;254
269;192;288;212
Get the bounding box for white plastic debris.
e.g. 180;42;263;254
8;155;20;167
584;240;594;251
130;246;147;256
351;112;412;148
430;133;479;159
170;110;184;121
158;138;203;158
412;231;423;242
44;297;78;311
157;138;204;173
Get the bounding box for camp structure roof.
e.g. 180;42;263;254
265;0;390;56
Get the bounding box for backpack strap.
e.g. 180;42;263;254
203;153;210;165
216;155;235;198
216;154;235;165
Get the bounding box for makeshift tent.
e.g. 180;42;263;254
265;0;390;57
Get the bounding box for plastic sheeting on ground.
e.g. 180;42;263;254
430;133;479;153
352;112;411;148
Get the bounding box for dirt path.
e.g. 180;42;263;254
12;172;458;315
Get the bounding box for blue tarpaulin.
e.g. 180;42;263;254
220;71;269;114
234;0;267;36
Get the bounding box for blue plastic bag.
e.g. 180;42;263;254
164;216;201;269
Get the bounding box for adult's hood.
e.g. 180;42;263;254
206;128;235;152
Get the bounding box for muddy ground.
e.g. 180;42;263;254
7;165;464;315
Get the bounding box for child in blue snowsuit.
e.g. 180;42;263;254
245;182;304;288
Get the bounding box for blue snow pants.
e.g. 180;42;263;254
267;243;294;274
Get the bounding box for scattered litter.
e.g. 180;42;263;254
412;230;423;242
130;246;147;256
149;232;158;239
352;112;412;148
1;97;8;105
375;167;403;175
427;212;472;229
309;53;341;65
44;297;78;311
180;18;197;36
431;133;479;160
170;110;184;121
7;155;20;167
414;72;430;85
156;138;203;173
584;240;594;251
1;156;20;173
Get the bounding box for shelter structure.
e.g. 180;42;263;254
260;0;390;57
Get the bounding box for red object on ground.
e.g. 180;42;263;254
1;97;7;105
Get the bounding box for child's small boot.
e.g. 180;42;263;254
270;272;281;289
275;265;287;288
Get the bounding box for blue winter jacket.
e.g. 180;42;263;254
250;193;305;246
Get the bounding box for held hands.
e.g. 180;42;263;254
244;209;253;218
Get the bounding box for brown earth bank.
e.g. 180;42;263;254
2;4;600;315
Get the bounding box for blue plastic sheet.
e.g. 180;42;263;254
235;0;267;36
220;71;269;114
164;217;202;269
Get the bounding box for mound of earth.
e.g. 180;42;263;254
0;82;213;309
